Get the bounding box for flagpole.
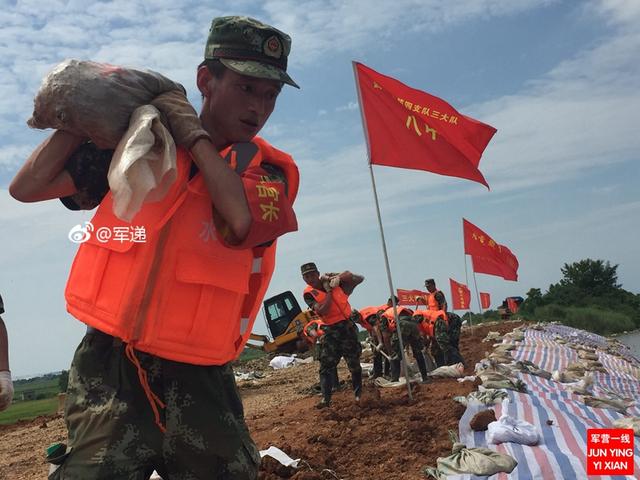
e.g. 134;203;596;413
464;254;475;335
353;61;413;400
472;271;483;315
462;217;473;332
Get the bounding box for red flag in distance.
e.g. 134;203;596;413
480;292;491;310
449;278;471;310
354;62;496;188
471;250;519;281
396;289;428;306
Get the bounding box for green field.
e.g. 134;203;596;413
13;376;60;400
0;397;59;425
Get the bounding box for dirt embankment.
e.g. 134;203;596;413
0;321;524;480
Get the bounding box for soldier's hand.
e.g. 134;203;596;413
151;89;211;149
0;371;14;411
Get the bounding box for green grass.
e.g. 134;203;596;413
13;376;60;399
0;397;59;425
237;347;268;363
531;304;635;336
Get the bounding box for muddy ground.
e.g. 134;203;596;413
0;320;525;480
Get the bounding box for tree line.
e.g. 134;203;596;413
518;259;639;335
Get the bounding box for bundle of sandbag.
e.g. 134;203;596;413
428;362;465;378
424;432;517;479
28;59;184;148
28;59;187;221
453;389;509;407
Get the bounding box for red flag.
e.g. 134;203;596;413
464;218;519;281
472;255;518;281
507;297;520;313
354;62;496;188
396;289;428;306
463;218;501;258
480;292;491;309
449;278;471;310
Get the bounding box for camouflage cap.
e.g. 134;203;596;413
300;262;318;275
425;278;435;286
204;16;299;88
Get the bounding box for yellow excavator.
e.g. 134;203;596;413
247;291;320;353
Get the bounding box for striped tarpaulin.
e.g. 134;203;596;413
455;326;640;480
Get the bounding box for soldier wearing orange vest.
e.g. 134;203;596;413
11;16;299;479
301;262;364;408
379;297;429;383
358;305;389;378
425;278;465;367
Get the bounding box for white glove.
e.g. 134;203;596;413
329;276;341;288
0;371;13;411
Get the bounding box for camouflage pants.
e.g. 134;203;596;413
369;333;389;377
50;331;259;480
390;320;428;380
318;320;362;400
311;341;340;389
433;317;465;367
448;313;462;350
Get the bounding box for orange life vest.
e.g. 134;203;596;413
413;309;436;337
303;319;326;343
65;137;299;366
428;290;448;322
303;285;352;326
358;305;386;332
380;306;414;332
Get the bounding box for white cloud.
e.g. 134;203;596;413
336;101;358;112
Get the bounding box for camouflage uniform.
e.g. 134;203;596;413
48;16;301;479
433;315;465;367
317;320;362;404
49;331;259;479
304;322;340;390
389;316;429;382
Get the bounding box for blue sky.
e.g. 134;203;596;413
1;0;639;376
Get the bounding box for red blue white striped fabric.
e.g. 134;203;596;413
456;325;640;480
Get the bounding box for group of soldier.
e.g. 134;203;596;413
300;263;465;408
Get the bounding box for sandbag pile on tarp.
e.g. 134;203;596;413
582;395;633;414
482;331;502;343
612;416;640;437
454;389;509;407
512;360;552;380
